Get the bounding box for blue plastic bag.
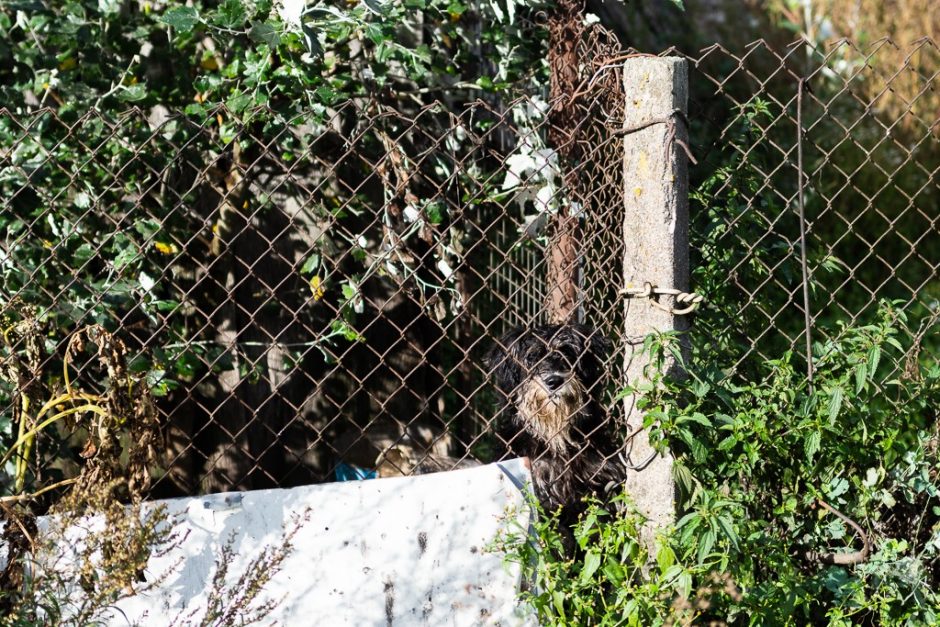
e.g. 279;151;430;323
335;462;377;481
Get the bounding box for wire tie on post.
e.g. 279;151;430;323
619;282;704;315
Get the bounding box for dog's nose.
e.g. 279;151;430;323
543;374;565;391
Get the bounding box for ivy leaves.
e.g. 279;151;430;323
160;6;200;33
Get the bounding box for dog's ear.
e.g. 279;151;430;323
484;327;525;394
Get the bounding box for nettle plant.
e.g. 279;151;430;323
502;303;939;626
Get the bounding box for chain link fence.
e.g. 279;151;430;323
1;37;936;500
683;37;938;379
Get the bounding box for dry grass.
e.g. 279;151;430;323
1;323;300;625
771;0;939;135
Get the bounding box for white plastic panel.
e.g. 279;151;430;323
101;458;534;625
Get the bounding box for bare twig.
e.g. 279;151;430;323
804;499;871;566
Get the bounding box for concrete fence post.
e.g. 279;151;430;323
621;57;690;543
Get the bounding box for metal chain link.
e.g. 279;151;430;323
619;283;705;315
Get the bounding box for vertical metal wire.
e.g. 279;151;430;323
796;78;815;385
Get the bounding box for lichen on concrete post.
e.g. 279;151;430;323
621;57;690;543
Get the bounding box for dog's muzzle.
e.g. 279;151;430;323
517;372;586;450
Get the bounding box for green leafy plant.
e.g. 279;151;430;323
503;302;939;626
0;0;552;490
498;492;712;627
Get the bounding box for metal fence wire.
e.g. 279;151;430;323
0;37;937;499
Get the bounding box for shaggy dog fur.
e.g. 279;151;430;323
485;323;624;523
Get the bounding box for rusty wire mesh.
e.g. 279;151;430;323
0;37;937;499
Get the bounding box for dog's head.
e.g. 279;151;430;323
485;323;611;449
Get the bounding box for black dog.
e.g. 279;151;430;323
485;323;625;525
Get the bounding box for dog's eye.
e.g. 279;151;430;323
525;347;545;363
558;346;580;368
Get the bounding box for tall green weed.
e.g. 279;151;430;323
502;303;938;625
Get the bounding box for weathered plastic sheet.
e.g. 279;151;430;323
98;458;535;625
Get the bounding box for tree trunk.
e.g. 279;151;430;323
545;0;585;323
